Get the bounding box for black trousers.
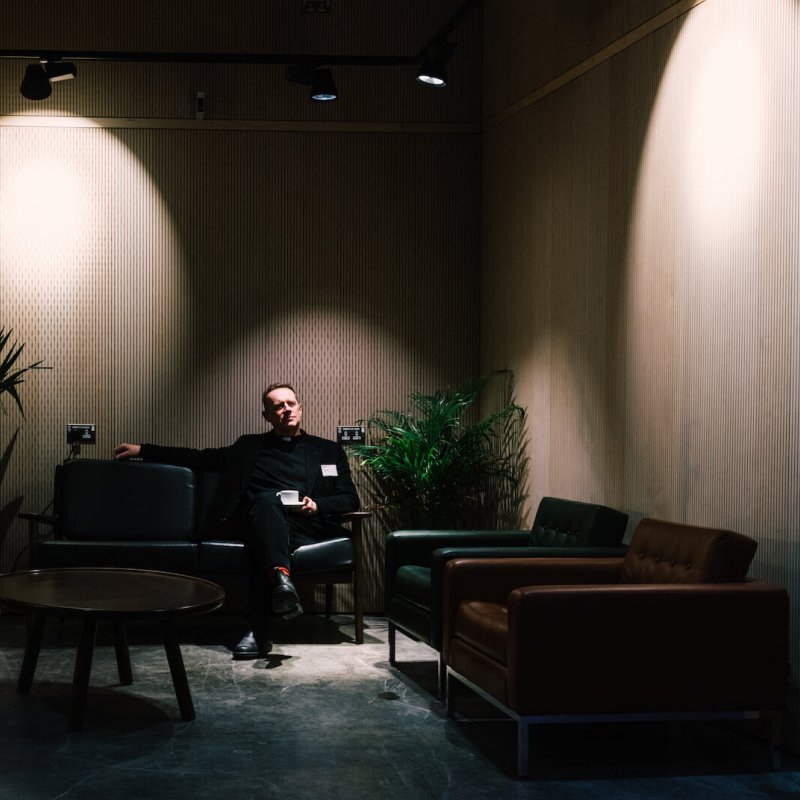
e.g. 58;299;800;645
237;490;323;618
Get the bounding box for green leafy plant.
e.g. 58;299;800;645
353;372;527;530
0;328;47;417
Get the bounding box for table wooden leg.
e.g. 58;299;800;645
113;622;133;685
162;621;195;721
17;611;46;694
69;617;98;731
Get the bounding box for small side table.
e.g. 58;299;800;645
0;568;225;730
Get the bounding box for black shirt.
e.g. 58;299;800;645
246;432;309;499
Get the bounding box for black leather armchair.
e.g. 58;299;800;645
385;496;629;693
22;458;368;643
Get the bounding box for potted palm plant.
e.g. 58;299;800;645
353;371;527;530
0;327;46;417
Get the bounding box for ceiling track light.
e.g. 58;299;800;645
416;41;456;88
20;63;51;100
286;63;338;102
416;57;447;87
7;0;481;102
310;67;337;102
46;61;77;82
20;58;77;100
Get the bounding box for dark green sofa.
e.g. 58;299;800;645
22;458;368;643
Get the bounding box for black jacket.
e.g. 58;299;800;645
140;431;359;530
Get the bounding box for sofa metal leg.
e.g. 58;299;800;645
324;584;333;618
445;669;456;718
388;622;396;664
438;652;446;700
769;712;783;770
517;719;530;777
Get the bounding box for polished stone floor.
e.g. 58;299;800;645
0;611;798;800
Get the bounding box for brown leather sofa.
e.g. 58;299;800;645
442;518;790;776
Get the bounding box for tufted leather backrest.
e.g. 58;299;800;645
530;497;628;547
621;518;757;584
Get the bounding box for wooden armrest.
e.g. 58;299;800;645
18;512;59;567
341;511;371;533
340;512;371;645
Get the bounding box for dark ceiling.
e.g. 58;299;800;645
0;1;476;60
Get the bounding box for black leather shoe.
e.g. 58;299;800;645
272;569;303;619
232;629;273;660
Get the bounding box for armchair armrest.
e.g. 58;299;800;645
428;545;628;651
385;529;531;602
18;512;58;526
505;581;789;714
341;510;370;533
387;529;531;567
445;556;625;604
340;511;371;645
341;510;371;522
386;530;532;617
442;557;625;658
340;512;370;576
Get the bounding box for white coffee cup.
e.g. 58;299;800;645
276;489;300;505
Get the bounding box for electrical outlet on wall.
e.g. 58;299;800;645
337;426;365;444
302;0;330;12
66;424;96;445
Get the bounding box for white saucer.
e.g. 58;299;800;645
281;501;304;510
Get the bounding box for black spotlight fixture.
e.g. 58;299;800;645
20;59;77;100
310;67;337;102
416;41;455;88
416;57;446;87
20;62;51;100
287;63;339;102
45;60;77;83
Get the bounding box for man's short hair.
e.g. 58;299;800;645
263;383;298;410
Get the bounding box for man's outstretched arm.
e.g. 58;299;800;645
113;441;227;471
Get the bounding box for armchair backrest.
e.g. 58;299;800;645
621;518;757;584
54;459;198;541
530;496;628;547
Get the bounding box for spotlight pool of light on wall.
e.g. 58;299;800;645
0;115;180;284
0;113;185;432
684;27;763;233
0;150;93;273
627;1;771;278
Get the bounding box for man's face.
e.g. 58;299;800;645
263;387;303;436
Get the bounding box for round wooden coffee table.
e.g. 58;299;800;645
0;568;225;730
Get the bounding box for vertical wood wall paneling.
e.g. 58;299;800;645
481;0;800;746
0;119;481;614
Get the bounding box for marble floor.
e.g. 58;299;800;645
0;611;798;800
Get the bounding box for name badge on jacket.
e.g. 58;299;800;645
321;464;338;477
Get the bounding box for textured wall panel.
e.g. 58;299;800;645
0;121;481;616
481;0;800;744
